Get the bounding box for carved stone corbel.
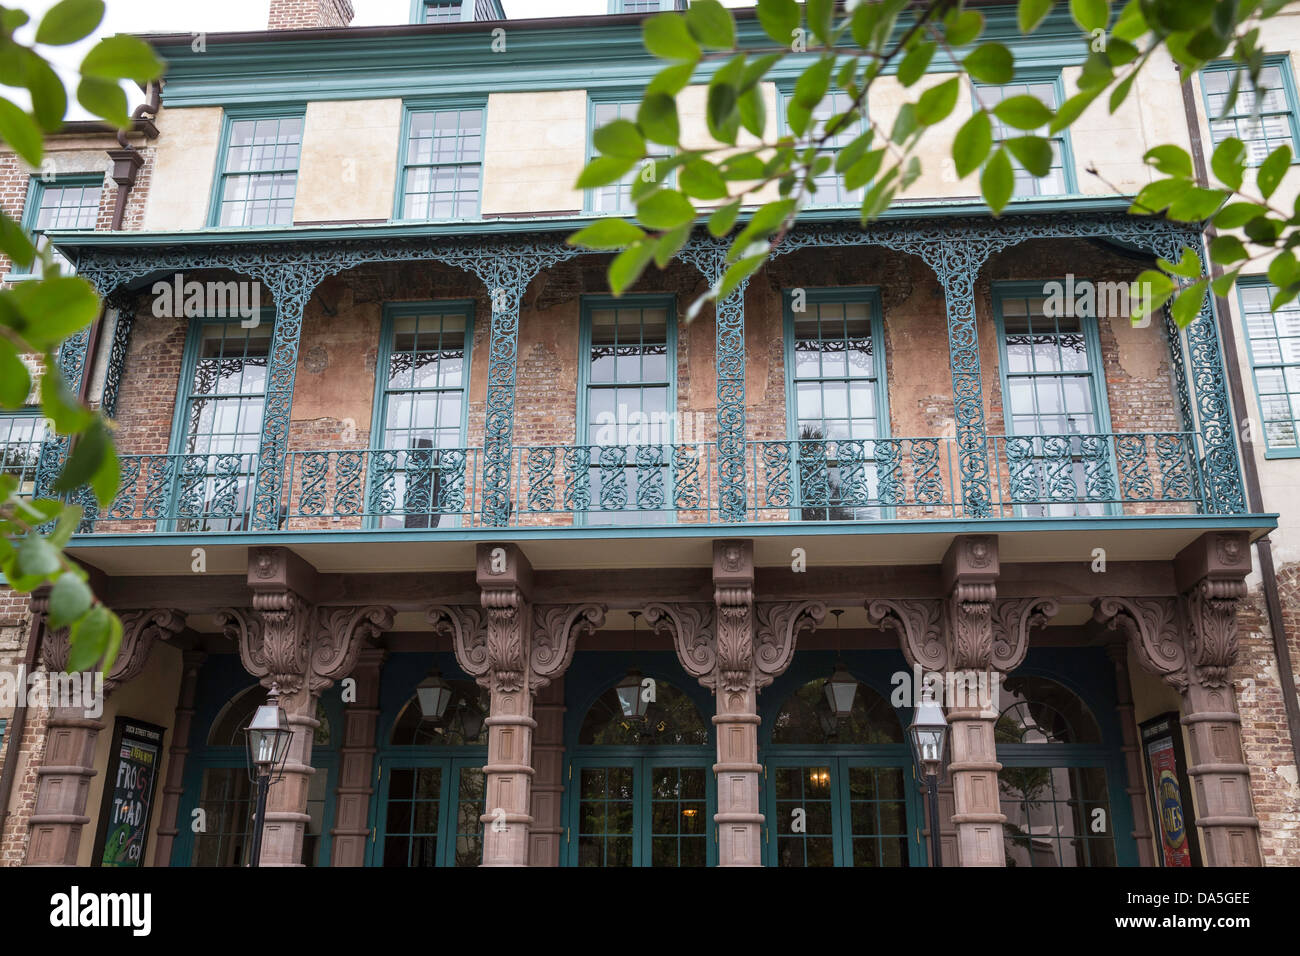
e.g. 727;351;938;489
644;603;716;688
1093;596;1186;692
867;599;947;672
754;601;827;688
990;598;1059;673
40;607;186;692
427;604;488;680
530;604;605;690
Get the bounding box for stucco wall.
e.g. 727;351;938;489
295;99;402;224
141;106;223;231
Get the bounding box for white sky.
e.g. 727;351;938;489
13;0;752;119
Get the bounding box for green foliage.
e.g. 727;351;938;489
0;0;163;675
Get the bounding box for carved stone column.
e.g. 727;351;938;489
869;535;1057;867
429;544;603;867
529;677;565;867
225;547;393;866
330;646;386;866
26;608;185;866
1094;531;1260;866
649;540;824;867
1106;642;1157;867
152;648;207;866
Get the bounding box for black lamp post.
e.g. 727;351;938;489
243;682;294;867
908;695;948;868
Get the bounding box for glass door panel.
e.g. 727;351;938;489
843;765;910;867
772;764;836;866
576;765;635;866
648;765;708;867
382;765;443;867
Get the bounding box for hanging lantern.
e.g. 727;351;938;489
616;668;649;720
416;668;453;720
824;660;858;718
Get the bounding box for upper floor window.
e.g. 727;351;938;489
371;302;473;528
586;97;670;214
211;111;304;228
421;1;465;22
16;174;102;275
974;77;1072;197
0;411;45;497
610;0;684;11
398;104;484;221
1202;58;1300;166
780;87;864;206
1238;279;1300;455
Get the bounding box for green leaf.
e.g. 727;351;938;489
1131;268;1175;323
1130;177;1187;214
647;63;695;98
0;99;43;166
24;52;67;133
1158;246;1202;278
756;0;800;46
1112;0;1147;41
1213;201;1268;229
36;0;104;45
993;95;1053;130
637;189;695;230
0;339;30;408
90;439;119;506
1005;135;1053;177
794;55;834;110
1209;234;1248;265
609;240;656;296
76;76;129;128
1166;186;1229;222
1144;0;1215;32
48;572;93;629
69;605;117;673
718;253;765;300
844;148;885;192
1171;280;1208;328
1258;144;1291;199
1211;268;1241;298
48;504;82;549
1144;144;1193;178
1268;249;1300;288
655;224;692;268
593;119;645;159
53;419;109;492
732;198;795;253
738;84;766;139
1069;0;1109;33
8;275;101;348
576;156;637;190
720;152;767;181
681;161;728;200
981;147;1014;213
684;0;735;49
964;43;1014;85
1210;137;1247;191
17;535;60;577
638;93;681;148
890;103;917;144
708;199;741;237
916;77;961;126
943;9;985;47
39;363;96;435
954;111;994;178
898;41;936;88
1108;71;1137;114
1018;0;1056;33
706;80;740;144
0;209;36;268
643;12;700;62
806;0;834;46
80;34;164;83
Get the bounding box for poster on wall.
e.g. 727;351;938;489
92;718;166;868
1139;712;1200;867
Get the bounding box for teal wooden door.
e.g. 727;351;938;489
565;754;715;867
369;756;485;867
764;755;925;867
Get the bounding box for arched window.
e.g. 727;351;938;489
389;679;488;746
579;680;708;746
996;675;1115;867
771;677;903;745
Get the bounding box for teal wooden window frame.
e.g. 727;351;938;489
0;408;47;497
608;0;683;12
996;653;1139;867
775;82;866;206
171;660;341;867
0;718;6;757
1200;55;1300;166
585;92;673;214
411;0;472;23
206;105;306;228
972;71;1076;196
367;300;475;527
562;655;717;868
166;313;274;532
758;654;925;867
992;279;1118;516
368;755;487;867
13;172;103;276
1237;277;1300;458
782;286;890;519
394;98;486;222
576;294;678;525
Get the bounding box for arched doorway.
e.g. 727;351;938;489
996;672;1131;866
369;668;488;867
564;674;715;867
174;657;340;866
760;654;925;867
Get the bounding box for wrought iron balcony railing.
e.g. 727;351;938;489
27;431;1213;535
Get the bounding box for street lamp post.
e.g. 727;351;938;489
243;683;294;867
908;694;949;868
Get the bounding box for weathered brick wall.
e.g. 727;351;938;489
0;585;36;867
1234;562;1300;863
267;0;354;30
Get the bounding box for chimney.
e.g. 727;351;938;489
267;0;354;30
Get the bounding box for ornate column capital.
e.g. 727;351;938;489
530;604;605;691
754;601;827;689
1093;596;1186;691
39;607;186;694
645;602;716;686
